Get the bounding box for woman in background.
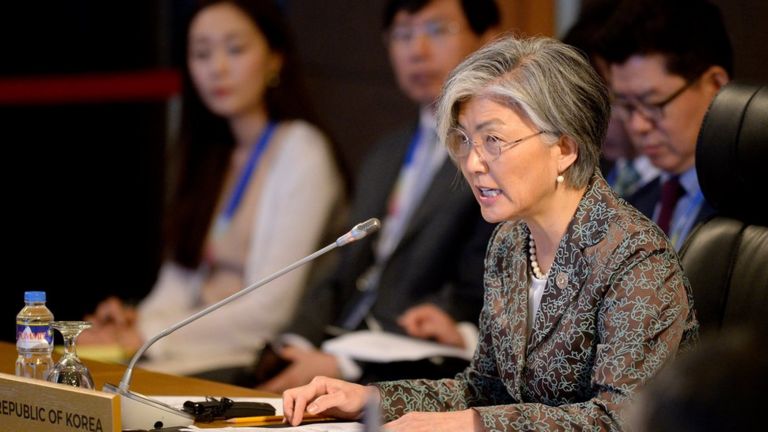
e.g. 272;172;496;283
81;0;345;377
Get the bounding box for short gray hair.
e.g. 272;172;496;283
437;35;609;187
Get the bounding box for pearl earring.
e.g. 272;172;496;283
556;175;564;184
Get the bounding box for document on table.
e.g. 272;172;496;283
321;330;471;362
153;397;363;431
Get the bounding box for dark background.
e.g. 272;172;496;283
1;0;766;342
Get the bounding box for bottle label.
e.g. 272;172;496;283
16;322;53;349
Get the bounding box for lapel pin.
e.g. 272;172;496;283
556;272;568;289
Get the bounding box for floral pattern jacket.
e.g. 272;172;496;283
376;173;698;431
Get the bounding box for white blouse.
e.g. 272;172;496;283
527;273;547;335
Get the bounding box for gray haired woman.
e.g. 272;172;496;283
281;35;698;431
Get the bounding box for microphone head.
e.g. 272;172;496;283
336;218;381;246
353;218;381;236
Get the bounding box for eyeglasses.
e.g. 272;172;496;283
448;129;546;161
612;79;697;123
386;20;461;44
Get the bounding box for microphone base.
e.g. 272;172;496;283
103;383;194;430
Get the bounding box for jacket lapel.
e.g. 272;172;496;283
368;128;416;220
492;222;530;401
394;158;464;251
527;173;617;352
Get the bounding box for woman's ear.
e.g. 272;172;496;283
267;52;284;85
556;135;579;172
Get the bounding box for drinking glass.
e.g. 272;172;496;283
47;321;95;389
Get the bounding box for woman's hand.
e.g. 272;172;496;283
282;376;372;426
78;320;143;351
398;303;464;348
86;296;136;327
77;323;120;345
80;296;143;354
383;409;482;432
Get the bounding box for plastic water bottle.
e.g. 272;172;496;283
15;291;55;380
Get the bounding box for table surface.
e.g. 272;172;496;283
0;340;269;397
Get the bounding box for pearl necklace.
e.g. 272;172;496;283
528;233;548;280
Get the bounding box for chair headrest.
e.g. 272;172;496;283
696;81;768;226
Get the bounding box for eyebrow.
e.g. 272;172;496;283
474;119;506;131
456;118;507;135
395;12;454;26
190;31;248;46
613;88;659;102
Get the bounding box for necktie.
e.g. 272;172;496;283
657;176;684;234
613;162;641;197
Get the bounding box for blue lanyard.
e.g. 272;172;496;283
403;127;422;167
385;128;423;212
378;127;426;261
220;121;277;223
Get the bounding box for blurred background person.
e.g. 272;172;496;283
249;0;500;393
281;35;697;431
560;0;659;199
78;0;346;377
596;0;731;249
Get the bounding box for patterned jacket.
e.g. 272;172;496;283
377;173;698;431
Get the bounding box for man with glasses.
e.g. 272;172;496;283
597;0;731;249
249;0;500;392
561;2;660;200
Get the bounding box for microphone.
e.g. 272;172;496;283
103;218;381;430
335;218;381;246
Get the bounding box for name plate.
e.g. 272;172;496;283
0;372;120;432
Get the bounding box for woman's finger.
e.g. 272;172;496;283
306;389;346;415
283;379;326;426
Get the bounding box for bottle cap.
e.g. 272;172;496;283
24;291;46;303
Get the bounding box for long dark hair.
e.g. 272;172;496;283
166;0;334;268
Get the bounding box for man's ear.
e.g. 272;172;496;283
702;64;730;92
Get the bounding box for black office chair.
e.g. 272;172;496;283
679;81;768;335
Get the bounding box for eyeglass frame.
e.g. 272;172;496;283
612;77;699;123
384;19;461;45
448;128;548;161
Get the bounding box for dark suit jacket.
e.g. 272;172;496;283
627;176;717;229
286;124;494;355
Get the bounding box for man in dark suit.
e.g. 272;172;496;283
596;0;730;249
253;0;500;392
